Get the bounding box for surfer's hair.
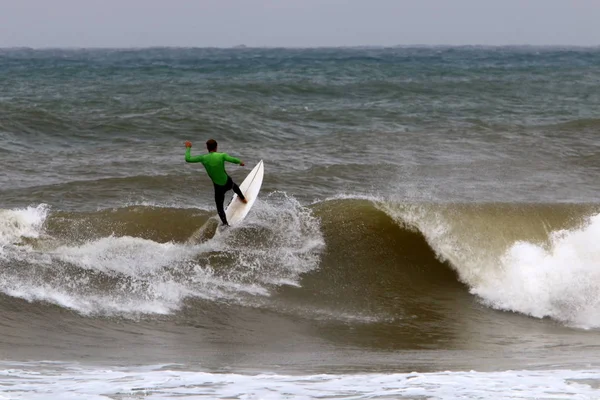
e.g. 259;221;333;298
206;139;217;151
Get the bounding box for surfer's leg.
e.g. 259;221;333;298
231;181;247;203
214;184;228;225
224;175;246;203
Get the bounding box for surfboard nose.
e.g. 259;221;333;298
224;160;264;226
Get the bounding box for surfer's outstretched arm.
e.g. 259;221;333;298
185;146;205;163
223;153;245;166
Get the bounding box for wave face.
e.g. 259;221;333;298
373;201;600;328
2;198;599;330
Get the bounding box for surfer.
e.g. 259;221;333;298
185;139;247;226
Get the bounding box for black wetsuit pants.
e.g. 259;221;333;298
214;176;245;225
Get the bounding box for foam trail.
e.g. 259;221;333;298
55;235;201;276
0;235;221;316
0;231;269;316
0;195;324;317
473;213;600;328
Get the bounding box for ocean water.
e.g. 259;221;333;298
1;46;600;399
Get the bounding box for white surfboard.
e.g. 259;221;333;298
224;160;264;226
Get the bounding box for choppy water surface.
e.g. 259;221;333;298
2;46;600;398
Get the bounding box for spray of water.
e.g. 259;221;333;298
378;200;600;328
0;193;324;317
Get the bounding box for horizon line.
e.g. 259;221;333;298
1;44;599;51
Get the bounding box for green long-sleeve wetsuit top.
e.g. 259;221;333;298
185;148;242;186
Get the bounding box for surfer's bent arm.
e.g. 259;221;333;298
185;148;205;163
223;153;243;165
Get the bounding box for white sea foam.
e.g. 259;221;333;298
0;195;324;317
0;362;599;399
473;213;600;328
379;200;600;329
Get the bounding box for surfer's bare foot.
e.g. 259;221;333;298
240;197;248;204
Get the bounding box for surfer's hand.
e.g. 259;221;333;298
185;141;192;148
240;162;245;167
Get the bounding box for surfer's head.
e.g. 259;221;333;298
206;139;218;152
